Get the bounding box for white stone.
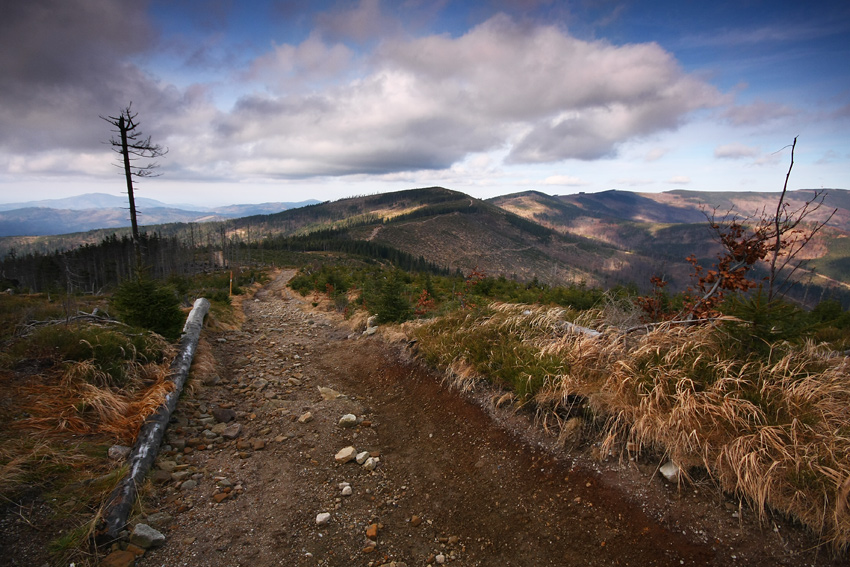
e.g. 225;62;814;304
660;460;680;482
338;414;357;428
362;456;379;471
341;486;352;496
355;451;370;464
316;512;331;525
335;446;357;463
436;554;446;564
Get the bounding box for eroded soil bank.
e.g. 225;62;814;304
139;270;840;567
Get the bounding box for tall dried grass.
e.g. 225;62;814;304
18;361;174;442
412;302;850;550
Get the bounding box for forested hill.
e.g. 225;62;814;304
3;186;850;305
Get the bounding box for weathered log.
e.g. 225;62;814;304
98;298;210;545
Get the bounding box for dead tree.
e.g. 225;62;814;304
637;138;836;323
101;104;167;274
683;137;836;318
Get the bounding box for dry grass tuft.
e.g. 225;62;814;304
411;302;850;550
17;361;174;442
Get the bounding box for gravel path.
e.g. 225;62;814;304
136;270;839;567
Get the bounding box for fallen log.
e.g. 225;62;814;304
98;298;210;545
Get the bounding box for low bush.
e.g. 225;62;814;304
111;277;184;340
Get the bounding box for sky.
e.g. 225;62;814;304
0;0;848;207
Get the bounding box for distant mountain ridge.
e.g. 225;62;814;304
0;193;321;236
3;186;850;303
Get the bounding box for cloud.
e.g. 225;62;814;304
0;8;724;183
246;33;356;91
714;143;761;159
215;15;723;178
542;175;587;186
816;150;840;165
722;99;798;126
644;147;668;162
668;175;690;184
315;0;402;43
0;0;164;152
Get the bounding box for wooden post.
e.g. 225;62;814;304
98;298;210;545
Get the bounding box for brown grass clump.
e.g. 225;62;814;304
17;359;174;443
411;302;850;550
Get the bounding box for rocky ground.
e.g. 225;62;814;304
118;270;841;566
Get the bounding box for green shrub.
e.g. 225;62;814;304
111;277;184;340
375;271;411;323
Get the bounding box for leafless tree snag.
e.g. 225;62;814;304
638;137;836;323
101;103;167;273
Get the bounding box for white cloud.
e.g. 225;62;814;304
722;99;798;126
668;175;690;184
0;8;725;186
714;143;761;159
246;33;356;92
644;147;669;162
211;15;723;178
543;175;587;186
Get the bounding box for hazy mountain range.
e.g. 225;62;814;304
2;186;849;304
0;193;320;236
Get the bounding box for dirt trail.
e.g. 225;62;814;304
140;270;838;567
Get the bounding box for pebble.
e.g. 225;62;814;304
362;456;379;471
129;523;166;549
212;408;236;423
355;451;370;464
435;553;446;564
341;485;353;496
410;515;422;527
108;445;132;460
144;512;172;528
101;550;136;567
318;386;343;400
297;411;314;424
316;512;331;525
338;414;358;428
660;460;680;482
335;446;357;463
222;423;243;439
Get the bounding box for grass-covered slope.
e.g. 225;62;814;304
410;302;850;550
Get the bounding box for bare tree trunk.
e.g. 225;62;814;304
118;116;142;274
769;136;796;301
98;298;210;545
